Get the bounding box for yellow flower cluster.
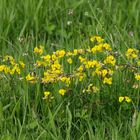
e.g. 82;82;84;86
42;60;63;83
30;36;117;98
125;48;139;59
55;50;66;58
0;55;25;75
60;76;71;86
43;89;67;99
2;36;140;105
91;43;112;53
104;55;116;66
84;60;101;69
90;36;104;43
124;48;140;82
119;96;132;103
26;73;37;83
83;84;99;93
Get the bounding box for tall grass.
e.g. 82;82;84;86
0;0;140;139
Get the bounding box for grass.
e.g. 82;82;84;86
0;0;140;139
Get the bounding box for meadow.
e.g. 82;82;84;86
0;0;140;139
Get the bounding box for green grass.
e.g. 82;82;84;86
0;0;140;139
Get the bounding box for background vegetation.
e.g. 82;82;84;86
0;0;140;139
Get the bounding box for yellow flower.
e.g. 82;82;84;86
34;45;44;55
125;48;139;59
79;56;87;63
135;74;140;80
42;55;51;62
11;65;21;75
96;44;103;52
90;36;104;43
101;69;108;77
91;44;103;53
91;47;97;53
3;55;16;66
90;36;95;42
42;64;62;83
77;49;84;54
67;58;73;64
73;49;78;55
93;68;101;76
59;89;66;96
67;51;73;56
99;69;114;77
36;60;46;67
51;62;61;71
108;69;114;75
42;72;54;83
119;96;125;103
137;61;140;66
76;73;86;81
86;84;99;93
43;91;51;99
26;73;36;83
125;96;132;103
103;43;112;51
119;96;132;103
77;66;84;72
95;36;104;43
60;77;71;86
60;77;67;82
3;66;10;74
19;61;25;68
56;50;66;58
36;60;43;67
51;54;57;61
104;55;116;66
79;75;84;81
85;60;100;69
3;55;15;63
103;77;112;85
0;65;6;72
